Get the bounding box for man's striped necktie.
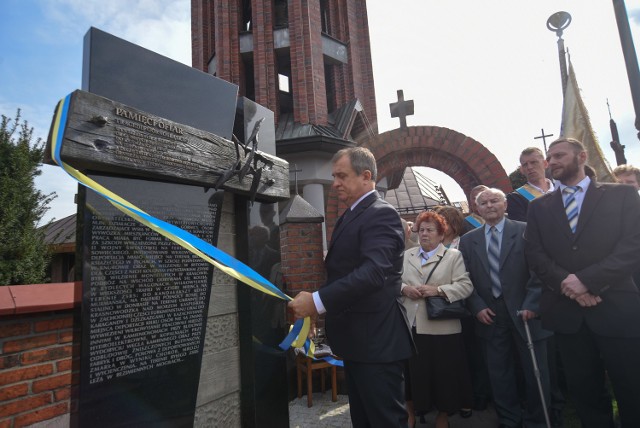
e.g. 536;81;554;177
564;186;580;233
488;226;502;298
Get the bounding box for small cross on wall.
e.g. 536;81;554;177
290;164;302;195
389;89;414;130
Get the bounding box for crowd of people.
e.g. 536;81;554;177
289;142;640;428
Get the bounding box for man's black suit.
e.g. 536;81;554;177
505;191;529;222
460;218;551;428
525;180;640;428
319;191;413;427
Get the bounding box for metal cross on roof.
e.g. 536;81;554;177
389;89;414;130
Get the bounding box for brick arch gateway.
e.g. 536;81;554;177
369;126;512;197
326;126;512;237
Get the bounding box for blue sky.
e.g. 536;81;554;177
2;0;640;224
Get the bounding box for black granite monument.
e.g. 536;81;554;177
80;175;224;427
46;28;291;427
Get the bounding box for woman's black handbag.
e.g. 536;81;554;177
423;249;470;320
426;296;470;320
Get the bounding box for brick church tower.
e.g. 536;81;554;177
191;0;379;245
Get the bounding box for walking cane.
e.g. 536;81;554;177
517;310;551;428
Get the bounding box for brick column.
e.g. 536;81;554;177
280;223;325;295
214;0;243;86
279;195;325;323
288;0;328;125
191;0;215;72
251;0;279;121
324;187;350;244
332;1;354;107
353;0;377;131
341;0;376;131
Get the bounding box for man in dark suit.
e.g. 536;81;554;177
289;147;413;427
525;138;640;428
459;188;551;428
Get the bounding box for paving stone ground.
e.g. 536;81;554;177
289;393;500;428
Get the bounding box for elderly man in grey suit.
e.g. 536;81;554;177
459;188;551;428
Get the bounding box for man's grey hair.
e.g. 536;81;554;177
332;147;378;181
475;188;506;204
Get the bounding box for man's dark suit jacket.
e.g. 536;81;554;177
524;181;640;336
319;191;413;363
459;218;551;342
506;192;529;222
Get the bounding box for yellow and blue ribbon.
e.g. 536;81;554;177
51;93;332;359
516;184;544;201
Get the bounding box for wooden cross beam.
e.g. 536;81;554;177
46;90;289;202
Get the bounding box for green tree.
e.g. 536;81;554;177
509;167;527;190
0;111;56;285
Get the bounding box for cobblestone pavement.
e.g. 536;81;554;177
289;393;500;428
289;393;351;428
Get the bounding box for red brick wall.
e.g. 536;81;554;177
280;222;326;313
0;311;78;428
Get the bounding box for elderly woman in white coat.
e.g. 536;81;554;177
401;210;474;428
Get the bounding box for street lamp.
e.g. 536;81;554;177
547;11;572;97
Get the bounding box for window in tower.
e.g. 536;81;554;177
242;0;252;31
324;63;336;114
274;0;288;28
278;74;290;93
320;0;330;34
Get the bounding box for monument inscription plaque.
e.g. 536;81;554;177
78;174;225;427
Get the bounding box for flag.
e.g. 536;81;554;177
560;60;614;182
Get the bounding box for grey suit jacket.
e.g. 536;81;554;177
459;218;551;342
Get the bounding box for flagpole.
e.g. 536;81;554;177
550;11;616;182
547;12;572;98
612;0;640;142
